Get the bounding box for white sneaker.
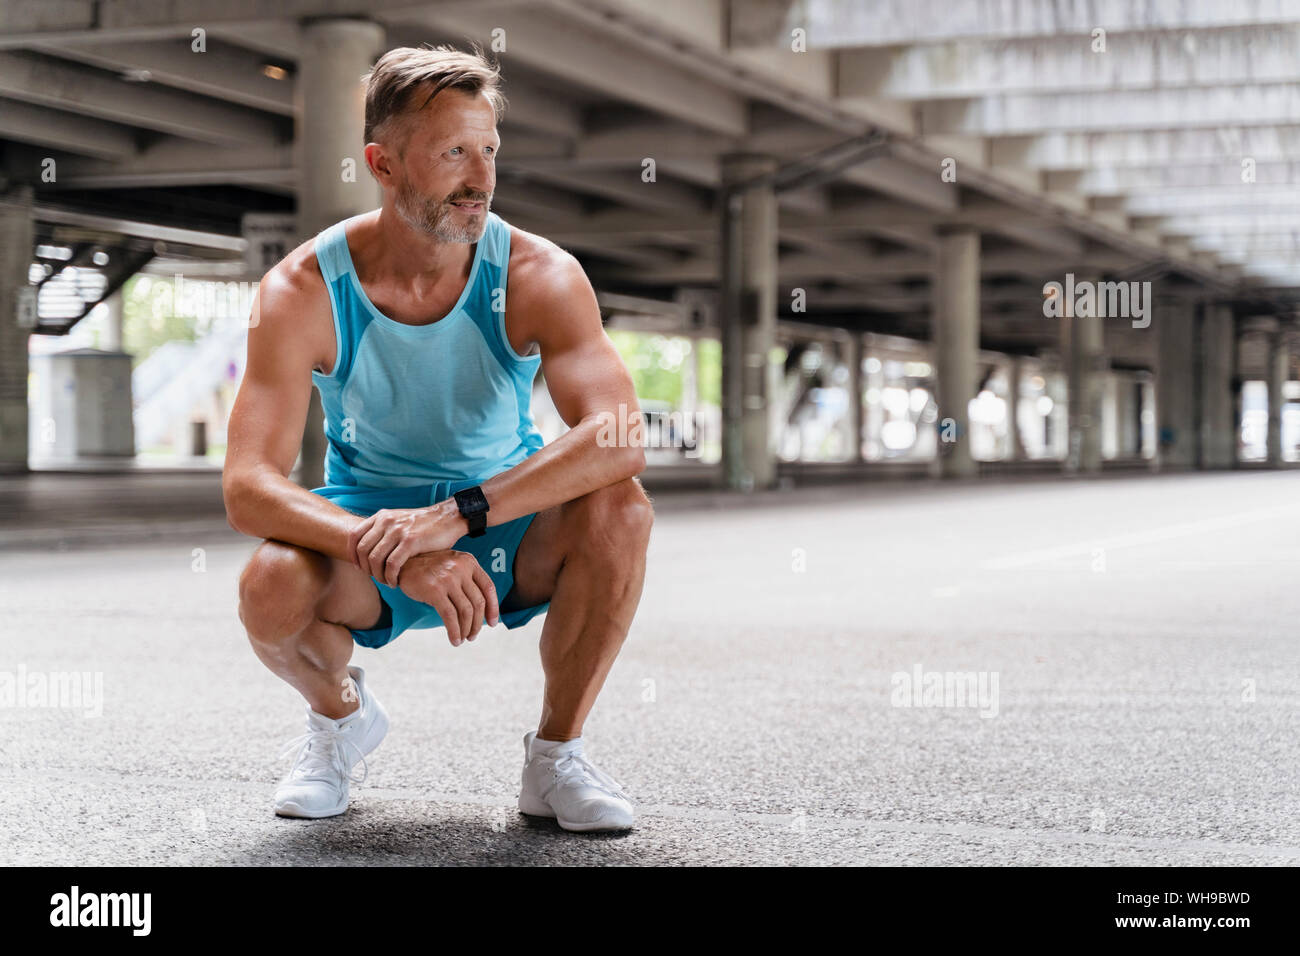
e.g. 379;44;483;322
273;665;389;819
517;730;635;832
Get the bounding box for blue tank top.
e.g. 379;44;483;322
309;211;545;490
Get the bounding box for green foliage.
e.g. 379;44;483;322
121;275;198;368
606;330;721;408
607;330;679;404
696;338;721;406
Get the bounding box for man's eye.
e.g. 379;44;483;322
449;147;463;156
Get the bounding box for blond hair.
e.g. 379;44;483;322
362;43;506;151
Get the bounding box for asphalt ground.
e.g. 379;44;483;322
1;469;1298;865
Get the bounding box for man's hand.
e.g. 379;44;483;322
396;550;500;646
349;499;468;586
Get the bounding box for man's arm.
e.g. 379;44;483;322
222;261;369;561
476;248;646;524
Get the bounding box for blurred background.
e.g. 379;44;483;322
4;0;1297;489
2;0;1299;867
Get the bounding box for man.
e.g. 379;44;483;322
222;44;654;833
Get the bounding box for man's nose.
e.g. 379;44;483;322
465;153;494;195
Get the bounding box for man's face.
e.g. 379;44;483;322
390;88;499;243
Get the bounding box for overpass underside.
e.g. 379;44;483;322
1;0;1296;485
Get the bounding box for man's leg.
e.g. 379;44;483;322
238;540;385;719
503;476;655;742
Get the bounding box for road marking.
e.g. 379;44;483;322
981;504;1300;571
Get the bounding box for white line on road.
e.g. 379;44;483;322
980;504;1300;571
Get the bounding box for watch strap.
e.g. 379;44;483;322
453;485;489;538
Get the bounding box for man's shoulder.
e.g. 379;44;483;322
264;213;367;300
262;232;326;302
504;220;590;301
500;218;601;354
252;221;356;368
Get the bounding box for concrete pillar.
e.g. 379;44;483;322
0;187;34;474
845;334;863;462
295;17;385;489
1267;326;1289;466
931;227;979;478
720;154;779;492
682;334;699;454
1101;372;1119;460
1199;304;1237;469
97;286;135;462
1063;310;1105;473
1156;299;1198;470
1039;354;1069;459
1112;373;1140;458
1140;374;1157;461
864;348;883;460
1131;374;1146;458
1231;341;1245;465
297;18;384;238
1007;356;1027;460
101;288;125;353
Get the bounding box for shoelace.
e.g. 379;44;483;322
278;727;368;787
551;749;630;802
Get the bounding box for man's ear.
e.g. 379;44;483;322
365;142;396;186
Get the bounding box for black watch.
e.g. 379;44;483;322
453;485;490;538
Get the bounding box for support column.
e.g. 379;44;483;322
1199;303;1237;469
1267;325;1289;466
1064;310;1105;473
845;334;863;462
720;154;779;492
1231;338;1244;466
101;288;126;353
931;226;979;478
1043;356;1069;459
1156;298;1198;470
0;187;34;474
681;334;699;455
1112;372;1139;458
97;286;135;461
295;17;385;489
1100;371;1118;460
1007;356;1027;461
864;347;883;460
1140;374;1157;462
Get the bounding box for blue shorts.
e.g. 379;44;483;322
310;481;550;649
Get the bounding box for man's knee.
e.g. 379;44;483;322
569;477;654;558
238;540;331;642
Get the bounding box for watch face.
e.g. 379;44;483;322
457;487;489;515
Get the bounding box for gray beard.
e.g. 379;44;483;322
394;179;488;243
